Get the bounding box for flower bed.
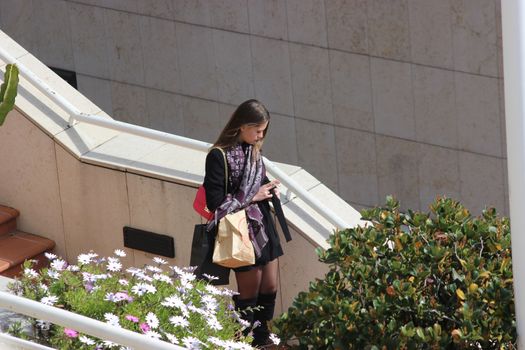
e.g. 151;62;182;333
7;250;255;349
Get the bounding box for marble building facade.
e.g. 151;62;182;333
0;0;506;214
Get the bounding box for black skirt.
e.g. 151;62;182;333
234;201;284;272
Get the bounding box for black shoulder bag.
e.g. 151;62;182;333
190;149;230;285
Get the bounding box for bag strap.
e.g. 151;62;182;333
271;194;292;242
212;147;228;197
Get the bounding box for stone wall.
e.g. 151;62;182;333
0;0;507;214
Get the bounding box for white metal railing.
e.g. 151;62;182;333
0;332;55;350
0;291;184;350
0;46;351;229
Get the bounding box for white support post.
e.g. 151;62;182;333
502;1;525;348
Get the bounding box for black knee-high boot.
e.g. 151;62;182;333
252;292;277;347
233;296;258;336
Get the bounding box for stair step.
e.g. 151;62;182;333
0;205;19;236
0;231;55;278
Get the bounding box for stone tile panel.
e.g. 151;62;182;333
175;23;218;100
209;0;250;33
139;16;179;93
418;144;460;211
111;81;149;127
330;50;373;131
413;65;457;148
104;9;145;85
251;36;294;116
367;0;411;60
212;30;254;105
408;0;453;68
295;119;338;191
451;0;498;76
335;128;378;207
286;0;328;47
248;0;288;40
290;44;333;124
69;3;110;79
455;72;501;157
325;0;368;54
371;57;415;140
376;135;420;210
459;151;505;215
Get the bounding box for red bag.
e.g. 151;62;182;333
193;185;214;221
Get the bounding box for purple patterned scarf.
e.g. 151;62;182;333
207;143;268;258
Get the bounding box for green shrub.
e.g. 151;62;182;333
275;197;515;349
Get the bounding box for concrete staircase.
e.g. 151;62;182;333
0;205;55;277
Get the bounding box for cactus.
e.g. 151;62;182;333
0;64;18;126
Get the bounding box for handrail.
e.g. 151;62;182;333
0;291;185;350
0;46;351;230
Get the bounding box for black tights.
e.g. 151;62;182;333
234;259;279;346
235;259;278;299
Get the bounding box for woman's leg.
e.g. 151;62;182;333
234;268;263;335
253;259;279;346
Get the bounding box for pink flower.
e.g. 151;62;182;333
64;328;78;338
125;315;139;323
140;322;150;333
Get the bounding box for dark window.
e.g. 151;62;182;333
49;67;77;89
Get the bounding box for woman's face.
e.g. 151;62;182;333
239;121;268;145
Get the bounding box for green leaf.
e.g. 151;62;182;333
0;64;19;126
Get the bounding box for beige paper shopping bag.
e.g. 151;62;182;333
213;210;255;268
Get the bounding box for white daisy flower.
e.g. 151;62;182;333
136;272;153;282
269;333;280;345
93;274;109;281
24;268;39;279
39;283;49;292
182;336;202;350
165;333;179;344
206;315;223;331
145;312;159;329
47;270;60;279
50;259;67;271
77;254;92;265
44;252;57;260
103;340;118;348
114;249;126;257
188;304;207;316
238;318;251;329
203;273;219;281
126;267;142;276
118;279;129;286
169;316;189;328
146;265;163;273
40;295;58;306
153;273;173;284
67;265;80;272
180;271;196;282
104;313;121;328
205;285;221;295
144;330;161;339
107;261;122;272
131;283;156;296
153;257;167;265
81;272;95;282
78;335;95;345
161;295;185;309
202;295;218;312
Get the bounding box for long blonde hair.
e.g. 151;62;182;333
213;99;271;159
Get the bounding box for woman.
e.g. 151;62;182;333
203;99;289;348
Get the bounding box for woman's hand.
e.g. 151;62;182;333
252;180;280;202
